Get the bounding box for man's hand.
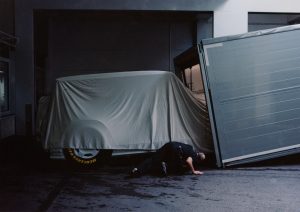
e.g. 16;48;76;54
186;157;204;175
193;170;204;175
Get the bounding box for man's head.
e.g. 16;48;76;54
196;152;206;161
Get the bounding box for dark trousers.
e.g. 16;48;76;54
137;143;184;175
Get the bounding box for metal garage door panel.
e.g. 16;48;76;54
200;25;300;166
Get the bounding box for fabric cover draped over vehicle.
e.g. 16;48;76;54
43;71;212;152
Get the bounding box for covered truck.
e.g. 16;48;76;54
39;71;213;164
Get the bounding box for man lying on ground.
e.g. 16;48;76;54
130;141;206;177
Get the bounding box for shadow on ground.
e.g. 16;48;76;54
0;135;299;173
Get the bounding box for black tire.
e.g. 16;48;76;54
63;148;112;166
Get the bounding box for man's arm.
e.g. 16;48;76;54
186;157;203;175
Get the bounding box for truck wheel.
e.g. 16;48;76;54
64;148;112;166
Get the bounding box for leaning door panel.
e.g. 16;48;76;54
200;26;300;166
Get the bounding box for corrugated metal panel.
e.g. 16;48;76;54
200;25;300;167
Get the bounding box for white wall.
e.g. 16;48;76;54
213;0;300;37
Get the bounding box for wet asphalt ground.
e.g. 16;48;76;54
0;136;300;212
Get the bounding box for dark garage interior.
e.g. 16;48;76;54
34;11;213;98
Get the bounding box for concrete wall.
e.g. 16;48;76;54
14;0;300;135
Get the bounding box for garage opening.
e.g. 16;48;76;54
33;10;214;163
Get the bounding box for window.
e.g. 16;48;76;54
0;60;9;112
